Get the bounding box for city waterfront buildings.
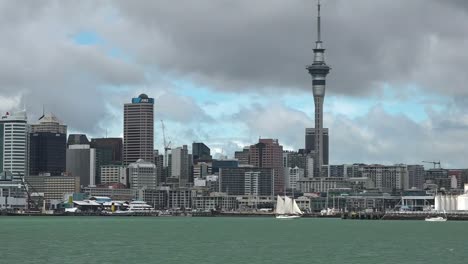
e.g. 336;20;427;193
29;113;67;176
123;94;154;165
0;111;29;180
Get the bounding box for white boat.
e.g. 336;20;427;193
425;210;447;222
275;195;303;219
425;216;447;222
114;201;155;214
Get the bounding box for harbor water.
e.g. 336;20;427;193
1;217;466;264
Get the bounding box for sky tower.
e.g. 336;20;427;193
307;0;331;176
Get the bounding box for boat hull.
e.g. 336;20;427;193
276;215;301;219
425;217;447;222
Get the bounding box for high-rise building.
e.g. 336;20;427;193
407;165;425;189
154;150;164;184
91;137;123;184
306;2;331;176
123;94;154;165
305;128;329;165
192;142;212;161
249;139;284;194
169;145;191;187
234;148;250;165
285;166;304;190
0;111;29;179
129;159;157;190
29;113;67;176
66;138;96;187
219;167;274;196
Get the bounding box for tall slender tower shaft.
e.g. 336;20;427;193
307;0;330;176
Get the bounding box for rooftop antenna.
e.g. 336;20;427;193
39;105;45;120
317;0;321;43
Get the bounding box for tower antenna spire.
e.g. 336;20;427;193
317;0;321;42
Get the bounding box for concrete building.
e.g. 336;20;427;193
123;94;154;165
219;167;274;196
0;111;29;180
306;2;331;176
425;169;450;190
249;139;284;194
66;143;96;187
285;166;304;190
29;113;67;176
100;165;127;186
407;165;425;189
192;195;237;212
25;175;80;203
129;159;157;190
362;165;409;192
193;162;212;179
298;177;347;193
234;148;250;165
169;145;190;187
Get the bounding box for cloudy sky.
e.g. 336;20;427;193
1;0;468;168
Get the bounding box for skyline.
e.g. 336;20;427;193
1;0;468;167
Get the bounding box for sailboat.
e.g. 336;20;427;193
275;195;303;219
425;210;447;222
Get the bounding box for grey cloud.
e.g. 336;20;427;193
109;0;468;97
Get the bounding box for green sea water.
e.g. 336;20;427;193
0;217;466;264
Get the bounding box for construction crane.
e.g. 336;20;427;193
160;120;171;167
422;161;442;169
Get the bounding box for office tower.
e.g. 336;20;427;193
154;150;164;184
307;2;331;176
285;167;304;190
0;111;28;179
128;159;157;190
123;94;154;165
407;165;425;189
219;167;274;196
192;142;212;161
91;137;123;184
234;148;250;165
29;113;67;176
66;135;96;187
169;145;190;187
305;127;329;165
249;139;284;194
